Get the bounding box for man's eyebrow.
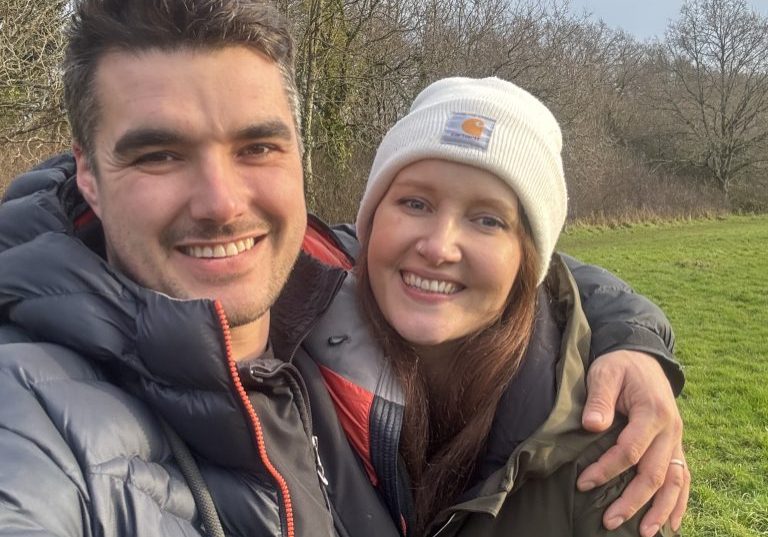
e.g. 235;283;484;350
112;121;294;157
113;128;188;157
234;120;293;142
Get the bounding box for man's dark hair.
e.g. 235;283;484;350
63;0;300;162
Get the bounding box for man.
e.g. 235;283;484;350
0;1;686;536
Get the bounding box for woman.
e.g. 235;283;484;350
308;77;678;536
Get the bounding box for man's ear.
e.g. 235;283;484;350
73;143;102;218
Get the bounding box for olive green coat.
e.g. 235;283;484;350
428;257;678;537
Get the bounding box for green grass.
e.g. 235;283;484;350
558;215;768;536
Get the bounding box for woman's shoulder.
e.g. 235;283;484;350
303;271;401;400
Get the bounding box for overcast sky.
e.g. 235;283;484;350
567;0;768;40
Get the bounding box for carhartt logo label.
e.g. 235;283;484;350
462;118;485;137
441;112;495;150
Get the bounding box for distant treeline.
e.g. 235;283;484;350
2;0;768;221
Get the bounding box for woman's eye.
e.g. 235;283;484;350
476;216;507;229
402;198;427;211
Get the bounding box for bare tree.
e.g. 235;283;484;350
275;0;422;214
2;0;742;217
0;0;70;185
659;0;768;199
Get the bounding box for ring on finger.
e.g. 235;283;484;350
669;458;686;468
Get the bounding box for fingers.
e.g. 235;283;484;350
638;451;690;537
669;453;690;532
582;355;624;433
580;350;679;491
579;350;687;533
598;417;683;532
577;408;657;490
600;438;671;530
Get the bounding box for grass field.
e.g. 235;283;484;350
558;215;768;536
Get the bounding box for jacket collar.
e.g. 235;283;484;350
270;216;351;364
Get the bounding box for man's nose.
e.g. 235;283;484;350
188;154;247;223
416;217;462;265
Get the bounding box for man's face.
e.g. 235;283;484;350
75;46;306;349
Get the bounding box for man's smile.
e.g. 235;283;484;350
180;237;258;259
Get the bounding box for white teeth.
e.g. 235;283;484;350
182;237;257;259
403;272;459;294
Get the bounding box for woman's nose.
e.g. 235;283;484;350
415;219;462;265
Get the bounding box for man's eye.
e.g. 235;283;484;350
240;144;272;157
134;152;176;165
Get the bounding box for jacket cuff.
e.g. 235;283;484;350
590;322;684;396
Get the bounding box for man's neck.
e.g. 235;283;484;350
230;311;271;361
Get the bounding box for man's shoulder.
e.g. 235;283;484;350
2;153;75;203
0;339;130;436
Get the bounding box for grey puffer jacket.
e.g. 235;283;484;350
0;154;400;537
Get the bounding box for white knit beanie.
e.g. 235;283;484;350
356;77;567;284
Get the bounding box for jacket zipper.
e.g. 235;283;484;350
431;513;457;537
279;269;346;525
312;435;330;487
312;434;334;519
214;300;295;537
273;362;334;513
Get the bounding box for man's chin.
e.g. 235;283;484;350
224;304;270;328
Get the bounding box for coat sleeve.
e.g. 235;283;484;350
560;253;683;396
0;349;91;536
0;433;89;536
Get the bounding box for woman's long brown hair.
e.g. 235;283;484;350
357;215;540;536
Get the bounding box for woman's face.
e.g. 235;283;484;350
367;159;523;356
